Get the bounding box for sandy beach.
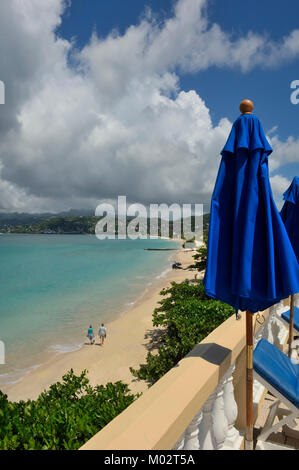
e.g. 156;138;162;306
1;248;199;402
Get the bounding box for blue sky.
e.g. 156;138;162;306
0;0;298;212
57;0;299;140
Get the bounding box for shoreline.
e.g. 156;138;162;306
0;236;181;388
1;247;199;402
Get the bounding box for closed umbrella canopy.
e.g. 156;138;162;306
280;176;299;262
204;113;299;313
280;176;299;357
204;102;299;449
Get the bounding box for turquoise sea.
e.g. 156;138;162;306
0;234;179;386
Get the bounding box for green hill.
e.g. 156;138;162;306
2;212;210;237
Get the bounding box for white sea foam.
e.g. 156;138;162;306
156;267;171;279
47;343;83;354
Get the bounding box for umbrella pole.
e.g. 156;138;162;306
288;294;295;358
245;310;254;450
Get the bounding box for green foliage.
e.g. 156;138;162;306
187;230;209;271
188;245;207;272
130;280;234;385
0;369;137;450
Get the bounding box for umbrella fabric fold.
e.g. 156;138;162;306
280;176;299;262
204;114;299;313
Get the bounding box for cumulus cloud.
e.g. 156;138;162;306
268;134;299;172
270;174;290;194
267;133;299;209
0;0;298;212
270;174;292;210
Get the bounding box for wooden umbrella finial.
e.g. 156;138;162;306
240;99;254;115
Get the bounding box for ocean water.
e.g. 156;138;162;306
0;234;179;385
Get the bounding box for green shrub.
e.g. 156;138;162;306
187;244;207;272
130;280;234;385
0;369;138;450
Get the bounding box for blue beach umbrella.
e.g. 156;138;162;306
203;100;299;449
280;176;299;355
281;176;299;262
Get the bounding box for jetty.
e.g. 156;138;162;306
144;248;178;251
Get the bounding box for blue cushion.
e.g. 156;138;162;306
282;306;299;332
253;339;299;408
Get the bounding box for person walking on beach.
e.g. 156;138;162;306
87;325;94;345
99;324;107;346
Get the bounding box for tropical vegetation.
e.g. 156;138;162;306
130;280;234;385
0;370;137;450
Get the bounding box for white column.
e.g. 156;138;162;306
173;432;185;450
222;365;242;449
198;392;217;450
212;381;229;449
183;411;202;450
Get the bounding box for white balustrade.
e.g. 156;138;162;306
176;362;242;450
175;302;288;451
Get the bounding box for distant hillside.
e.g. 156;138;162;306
0;211;210;237
0;209;94;229
5;216;102;234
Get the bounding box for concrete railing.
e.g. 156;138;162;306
80;298;293;450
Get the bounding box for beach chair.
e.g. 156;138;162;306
280;306;299;363
253;338;299;449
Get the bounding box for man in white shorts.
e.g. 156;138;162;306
99;323;107;346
